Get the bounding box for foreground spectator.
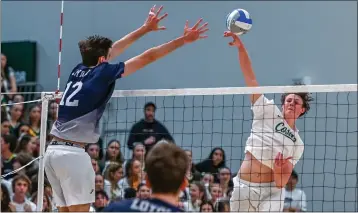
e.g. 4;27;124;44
11;174;36;211
127;102;174;152
284;170;307;212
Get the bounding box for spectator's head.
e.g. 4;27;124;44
105;139;123;163
15;123;30;137
1;183;11;212
137;183;151;199
208;147;226;167
124;187;137;199
13;152;36;177
15;135;36;155
218;167;231;185
94;190;109;210
13;94;25;103
184;150;193;164
31;191;52;212
86;143;100;160
189;181;205;202
105;163;123;183
201;173;214;185
132;143;146;161
78;35;113;67
200;200;214;212
91;158;99;173
145;143;189;196
10;104;24;122
125;158;142;180
48;101;58;120
95;174;104;192
144;102;156;122
209;183;223;203
1;53;7;70
1;134;17;153
12;174;31;198
286;170;299;191
27;104;41;125
215;199;230;212
1;118;10;135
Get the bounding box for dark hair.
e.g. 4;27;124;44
14;134;32;153
1;183;11;212
208;147;226;167
291;170;298;180
78;35;113;67
95;190;109;200
215;199;230;212
200;200;215;212
124;187;137;199
2;134;17;152
145;143;189;194
144;102;156;111
280;83;314;117
137;183;147;192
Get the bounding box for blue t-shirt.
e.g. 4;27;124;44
103;198;183;212
50;62;125;143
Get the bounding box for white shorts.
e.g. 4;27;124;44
44;144;95;207
230;176;285;212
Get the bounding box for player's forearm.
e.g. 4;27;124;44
237;46;258;88
109;25;150;60
273;164;293;188
145;36;186;61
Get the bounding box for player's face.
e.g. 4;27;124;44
144;106;155;121
201;203;214;212
137;185;151;199
11;104;23;120
95;175;104;191
189;184;200;200
282;94;305;120
14;180;28;196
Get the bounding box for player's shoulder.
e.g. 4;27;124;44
104;198;183;212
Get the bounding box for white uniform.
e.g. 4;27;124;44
230;95;304;212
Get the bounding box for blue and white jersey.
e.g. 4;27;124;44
103;198;184;212
50;62;125;143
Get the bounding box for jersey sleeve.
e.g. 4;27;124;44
101;62;125;84
251;95;277;119
290;143;304;166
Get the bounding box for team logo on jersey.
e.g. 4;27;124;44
275;122;297;142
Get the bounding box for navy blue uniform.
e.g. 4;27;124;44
50;62;125;143
103;198;183;212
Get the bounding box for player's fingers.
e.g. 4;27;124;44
285;156;293;161
199;28;209;34
192;18;203;29
199;35;208;39
157;26;167;30
158;13;168;21
197;22;208;31
155;5;164;17
184;20;189;29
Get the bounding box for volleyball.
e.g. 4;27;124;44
226;9;252;35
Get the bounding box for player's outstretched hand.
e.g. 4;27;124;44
223;31;243;48
183;19;209;44
143;5;168;32
274;152;292;168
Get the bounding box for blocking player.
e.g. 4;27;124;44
43;5;209;212
223;31;313;212
103;142;189;212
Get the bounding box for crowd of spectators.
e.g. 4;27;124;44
1;52;307;212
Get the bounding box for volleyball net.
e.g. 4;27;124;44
2;83;357;211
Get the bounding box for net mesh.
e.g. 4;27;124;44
98;84;357;212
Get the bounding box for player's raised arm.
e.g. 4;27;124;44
107;5;168;61
122;19;208;77
224;31;260;104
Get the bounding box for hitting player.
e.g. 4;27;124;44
43;5;209;212
223;31;313;211
103;142;189;212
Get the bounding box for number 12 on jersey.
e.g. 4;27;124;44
60;81;83;107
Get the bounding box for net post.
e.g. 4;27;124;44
36;92;52;212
